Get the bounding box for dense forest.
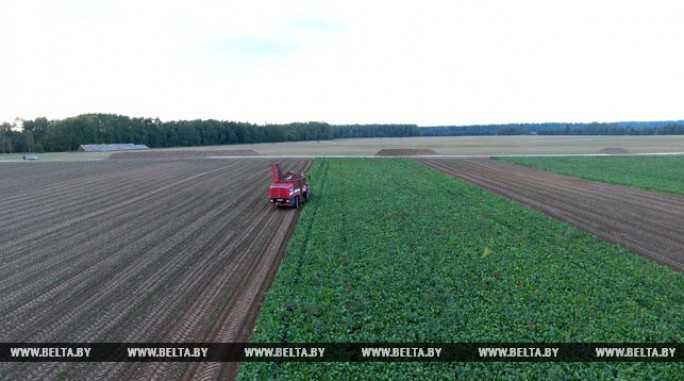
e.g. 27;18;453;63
1;114;684;154
0;114;420;153
1;115;334;153
334;124;420;138
421;121;684;136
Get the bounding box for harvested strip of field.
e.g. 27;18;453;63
498;155;684;196
108;149;259;159
420;158;684;272
239;159;684;380
0;159;310;381
376;148;437;156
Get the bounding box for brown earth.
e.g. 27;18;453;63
0;159;310;381
419;158;684;272
598;147;629;154
376;148;437;156
109;149;259;159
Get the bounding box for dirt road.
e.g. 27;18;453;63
419;158;684;272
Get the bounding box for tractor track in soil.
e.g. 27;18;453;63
0;159;311;381
419;158;684;272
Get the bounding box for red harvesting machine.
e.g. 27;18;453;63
269;163;309;208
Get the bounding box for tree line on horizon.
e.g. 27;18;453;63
421;121;684;136
1;114;684;154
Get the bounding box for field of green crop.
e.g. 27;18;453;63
498;156;684;196
238;159;684;380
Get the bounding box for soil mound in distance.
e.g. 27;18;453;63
376;148;437;156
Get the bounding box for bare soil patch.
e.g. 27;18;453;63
109;149;259;159
0;159;310;381
419;158;684;272
376;148;437;156
598;147;629;154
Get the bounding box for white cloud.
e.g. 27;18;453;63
2;0;683;125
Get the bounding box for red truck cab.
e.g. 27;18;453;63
269;163;309;208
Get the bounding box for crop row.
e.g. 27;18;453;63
238;159;684;380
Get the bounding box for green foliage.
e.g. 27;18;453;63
420;121;684;136
238;159;684;380
0;122;27;153
496;126;523;135
499;156;684;196
334;124;420;138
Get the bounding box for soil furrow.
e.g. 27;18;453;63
419;158;684;272
0;159;310;381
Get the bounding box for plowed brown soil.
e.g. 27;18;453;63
0;159;310;381
376;148;437;156
598;147;629;154
419;158;684;272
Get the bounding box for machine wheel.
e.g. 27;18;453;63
294;196;300;209
303;191;309;202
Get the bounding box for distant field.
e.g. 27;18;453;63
174;135;684;156
500;156;684;196
2;135;684;160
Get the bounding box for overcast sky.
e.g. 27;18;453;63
2;0;683;126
